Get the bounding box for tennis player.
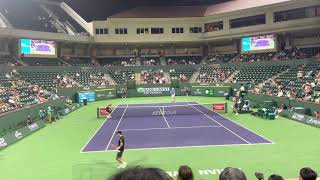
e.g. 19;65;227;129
170;87;176;103
106;104;113;118
115;131;127;169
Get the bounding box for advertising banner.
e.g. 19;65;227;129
78;88;116;102
137;87;171;95
0;121;45;150
280;110;320;128
191;85;229;97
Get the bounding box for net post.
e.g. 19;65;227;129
225;102;228;113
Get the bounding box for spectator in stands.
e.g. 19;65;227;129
108;166;173;180
25;115;33;125
219;167;247;180
313;111;320;118
299;167;318;180
178;165;194;180
47;106;53;123
122;88;127;99
39;108;46;122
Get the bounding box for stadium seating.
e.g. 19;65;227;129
234;65;289;83
262;63;320;103
0;55;18;66
232;52;276;62
166;56;202;65
196;67;236;83
71;70;110;86
21;57;64;66
97;57;136;66
169;68;194;82
0;72;51;115
277;47;320;60
140;69;165;84
63;57;94;66
109;70;135;84
206;53;237;64
18;71;59;88
141;57;161;66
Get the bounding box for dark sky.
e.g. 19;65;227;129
62;0;231;21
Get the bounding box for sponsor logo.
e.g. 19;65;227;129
83;86;90;90
137;87;170;95
107;91;115;97
28;123;39;131
99;109;108;116
194;89;202;95
307;118;320;126
0;138;7;147
213;104;225;111
152;110;177;116
15;131;23;139
292;113;305;121
137;88;144;93
64;108;70;114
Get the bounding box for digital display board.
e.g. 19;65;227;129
20;39;56;57
78;92;96;103
241;34;276;53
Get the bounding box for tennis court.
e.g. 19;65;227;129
81;102;272;152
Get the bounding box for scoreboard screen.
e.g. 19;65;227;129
241;34;276;53
20;39;57;57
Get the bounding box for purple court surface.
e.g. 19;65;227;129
81;102;273;153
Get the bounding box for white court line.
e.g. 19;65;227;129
80;142;273;153
188;103;251;144
118;125;222;131
159;107;171;128
80;105;119;153
104;104;128;151
195;102;275;144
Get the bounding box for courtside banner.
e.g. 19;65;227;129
191;85;229;97
280;110;320;128
0;121;45;150
212;103;227;113
137;87;170;95
97;107;109;118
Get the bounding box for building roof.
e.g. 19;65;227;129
109;0;292;19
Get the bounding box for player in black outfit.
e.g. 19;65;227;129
116;131;127;168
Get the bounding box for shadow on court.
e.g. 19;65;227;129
72;156;148;180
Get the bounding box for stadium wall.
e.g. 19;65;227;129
0;98;66;136
91;0;320;43
247;93;320;114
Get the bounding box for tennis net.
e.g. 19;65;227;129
110;103;219;118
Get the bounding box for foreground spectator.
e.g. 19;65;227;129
219;167;247;180
108;166;172;180
178;165;194;180
268;174;284;180
300;167;318;180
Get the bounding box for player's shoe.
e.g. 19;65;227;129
120;162;127;168
117;164;123;169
